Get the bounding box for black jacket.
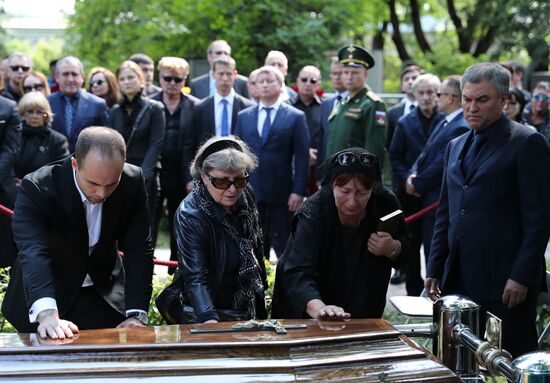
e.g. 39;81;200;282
108;95;165;182
174;184;266;322
272;185;407;319
15;123;69;179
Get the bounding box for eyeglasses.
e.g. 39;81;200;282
207;173;249;190
162;76;184;84
10;65;30;72
24;110;46;117
23;83;44;93
334;152;378;167
90;79;105;87
533;93;550;102
300;77;318;84
437;91;459;98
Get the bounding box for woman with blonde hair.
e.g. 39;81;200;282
16;91;69;181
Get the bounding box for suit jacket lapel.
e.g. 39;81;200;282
263;104;286;146
61;159;89;257
249;106;262;147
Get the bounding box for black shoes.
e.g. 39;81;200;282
390;270;406;284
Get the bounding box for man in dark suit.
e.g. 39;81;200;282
192;56;253;149
386;64;422;149
426;63;550;357
4;52;33;102
190;40;248;99
48;56;108;152
128;53;162;97
406;75;470;270
0;95;21;267
2;127;154;339
390;73;444;295
234;65;309;260
151;57;198;272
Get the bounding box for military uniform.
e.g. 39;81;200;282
324;44;387;168
326;87;387;168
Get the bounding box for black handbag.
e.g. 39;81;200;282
155;272;250;324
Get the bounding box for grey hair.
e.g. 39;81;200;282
461;62;509;97
190;135;258;180
256;65;284;85
412;73;441;94
443;75;462;98
56;56;85;77
8;52;32;67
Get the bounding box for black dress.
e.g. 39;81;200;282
15;123;69;179
271;185;408;319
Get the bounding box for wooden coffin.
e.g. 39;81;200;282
0;319;461;382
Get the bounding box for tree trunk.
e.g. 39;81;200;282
473;25;496;57
446;0;471;53
409;0;432;53
372;21;388;50
388;0;411;61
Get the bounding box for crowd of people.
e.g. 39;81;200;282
0;40;549;358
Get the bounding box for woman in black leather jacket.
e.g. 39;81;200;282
108;60;165;223
159;136;267;324
16;92;69;182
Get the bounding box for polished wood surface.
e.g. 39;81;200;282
0;319;461;382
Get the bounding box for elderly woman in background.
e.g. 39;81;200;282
108;60;165;223
272;148;407;320
19;71;50;97
16;92;69;183
157;136;266;324
87;67;120;109
522;81;550;139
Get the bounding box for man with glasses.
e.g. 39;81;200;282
293;65;322;194
389;73;444;295
405;75;470;286
190;40;248;99
48;56;108;152
5;52;32;102
128;53;161;97
235;65;309;264
150;57;199;273
326;45;387;169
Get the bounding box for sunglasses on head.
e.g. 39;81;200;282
533;93;550;102
10;65;30;72
23;83;44;93
300;77;318;84
90;79;105;87
207;173;249;190
334;152;378;167
162;76;184;84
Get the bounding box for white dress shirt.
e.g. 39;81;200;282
257;100;282;137
214;89;236;136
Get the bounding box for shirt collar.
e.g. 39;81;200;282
73;168;100;206
445;108;463;123
214;88;236;104
259;99;282;112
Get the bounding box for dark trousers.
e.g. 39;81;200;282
147;174;160;246
396;191;424;295
65;286;125;330
257;202;292;259
153;188;186;261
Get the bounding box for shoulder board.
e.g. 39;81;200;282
366;90;381;102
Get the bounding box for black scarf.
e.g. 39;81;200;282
192;180;264;318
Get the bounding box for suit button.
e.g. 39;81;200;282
460;209;466;215
462;185;469;190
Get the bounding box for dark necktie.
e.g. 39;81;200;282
409;104;415;112
221;99;229;136
462;132;486;176
261;107;272;142
64;96;75;137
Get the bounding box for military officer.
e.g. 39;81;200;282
325;45;387;169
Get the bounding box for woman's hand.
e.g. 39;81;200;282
306;299;351;321
367;232;397;257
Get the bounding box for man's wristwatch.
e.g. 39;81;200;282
126;311;149;325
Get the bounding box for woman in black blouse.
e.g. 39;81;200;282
108;60;165;223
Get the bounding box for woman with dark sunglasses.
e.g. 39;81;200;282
522;81;550;139
272;147;408;320
87;67;120;109
19;71;50;97
156;136;267;324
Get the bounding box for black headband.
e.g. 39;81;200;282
198;139;243;167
